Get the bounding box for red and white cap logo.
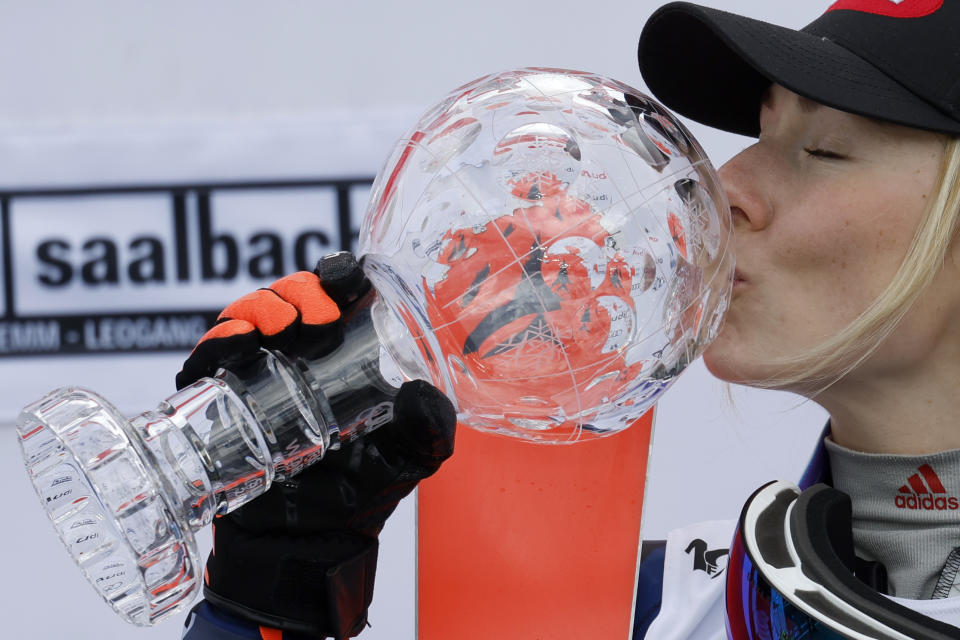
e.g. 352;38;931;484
827;0;944;18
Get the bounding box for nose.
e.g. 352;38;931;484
718;144;773;232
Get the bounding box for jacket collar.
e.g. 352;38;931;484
799;421;833;490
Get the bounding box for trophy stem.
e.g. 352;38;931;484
16;293;400;626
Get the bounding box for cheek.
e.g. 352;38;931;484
703;137;941;385
702;189;920;384
775;189;914;309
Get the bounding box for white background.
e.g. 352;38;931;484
0;2;829;638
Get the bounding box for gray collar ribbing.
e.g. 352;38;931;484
825;437;960;599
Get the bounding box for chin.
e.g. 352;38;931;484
704;345;809;393
702;347;746;383
702;338;767;387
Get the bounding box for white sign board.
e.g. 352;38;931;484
0;113;417;421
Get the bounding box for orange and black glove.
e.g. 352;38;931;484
175;252;368;390
177;252;456;640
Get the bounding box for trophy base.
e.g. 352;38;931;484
17;387;200;626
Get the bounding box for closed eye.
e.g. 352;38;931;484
804;147;846;160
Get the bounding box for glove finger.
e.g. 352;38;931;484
303;380;455;536
219;288;299;352
236;380;456;536
375;380;456;468
314;252;371;309
268;271;344;358
316;380;455;485
343;380;456;535
176;319;259;389
269;271;340;325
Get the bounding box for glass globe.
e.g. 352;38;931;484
361;68;734;442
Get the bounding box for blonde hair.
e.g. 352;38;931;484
752;135;960;393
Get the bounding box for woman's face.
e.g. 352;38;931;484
703;84;949;389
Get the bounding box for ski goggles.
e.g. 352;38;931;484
725;480;960;640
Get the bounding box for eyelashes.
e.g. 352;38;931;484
803;147;847;160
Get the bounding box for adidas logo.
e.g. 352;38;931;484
895;464;959;510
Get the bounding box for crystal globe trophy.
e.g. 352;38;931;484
16;68;734;626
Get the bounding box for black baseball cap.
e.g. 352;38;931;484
638;0;960;137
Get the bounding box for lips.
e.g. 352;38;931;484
732;268;748;292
